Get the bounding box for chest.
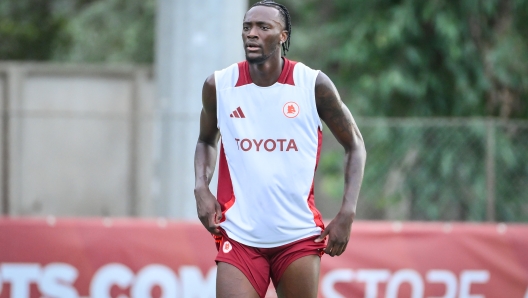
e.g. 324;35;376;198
218;84;312;127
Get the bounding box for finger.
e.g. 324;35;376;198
208;208;222;235
210;225;221;236
331;244;341;257
328;240;345;257
209;212;217;226
326;246;336;257
215;205;223;223
314;229;329;242
324;240;336;256
331;243;341;256
336;244;346;256
339;242;349;256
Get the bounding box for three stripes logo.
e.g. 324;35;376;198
230;107;246;118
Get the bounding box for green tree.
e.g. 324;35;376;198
277;0;528;119
54;0;155;63
0;0;155;63
0;1;66;60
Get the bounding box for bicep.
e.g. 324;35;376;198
315;72;363;151
198;74;220;146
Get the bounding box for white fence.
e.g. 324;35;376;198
0;63;156;217
319;118;528;222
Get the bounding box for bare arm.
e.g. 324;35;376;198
314;71;367;256
194;74;222;235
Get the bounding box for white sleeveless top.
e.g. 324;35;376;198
215;58;324;248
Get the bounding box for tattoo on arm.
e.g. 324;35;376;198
315;73;366;217
315;72;365;151
316;79;355;142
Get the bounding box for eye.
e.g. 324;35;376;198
243;26;249;31
261;26;269;30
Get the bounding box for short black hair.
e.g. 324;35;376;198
251;0;292;56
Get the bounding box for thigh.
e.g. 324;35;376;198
276;255;321;298
217;262;260;298
215;231;271;297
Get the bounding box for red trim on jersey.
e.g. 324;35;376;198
217;142;236;222
235;61;252;87
234;58;297;87
307;128;324;229
277;59;297;86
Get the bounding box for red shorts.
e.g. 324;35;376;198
214;230;326;298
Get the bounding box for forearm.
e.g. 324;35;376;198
340;140;367;216
194;141;218;192
194;139;222;235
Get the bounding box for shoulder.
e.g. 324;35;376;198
288;59;314;74
314;71;341;115
315;71;339;100
315;71;334;90
214;62;242;90
204;73;216;91
288;60;319;88
202;74;216;111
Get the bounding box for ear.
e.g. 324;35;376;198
279;30;288;44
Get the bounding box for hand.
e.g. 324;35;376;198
194;188;222;236
314;210;354;257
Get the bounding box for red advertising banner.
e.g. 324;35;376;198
0;218;527;298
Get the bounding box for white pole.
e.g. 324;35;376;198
154;0;246;218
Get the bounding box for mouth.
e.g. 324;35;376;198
246;43;261;52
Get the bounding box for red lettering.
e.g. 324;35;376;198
253;139;263;151
235;138;298;152
241;139;252;151
286;139;298;151
277;139;287;151
264;139;276;152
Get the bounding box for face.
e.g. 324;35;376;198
242;6;287;64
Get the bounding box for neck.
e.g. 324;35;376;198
247;51;284;87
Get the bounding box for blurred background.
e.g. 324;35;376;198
0;0;527;223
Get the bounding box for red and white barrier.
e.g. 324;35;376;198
0;218;527;298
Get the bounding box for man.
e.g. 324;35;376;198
194;1;366;297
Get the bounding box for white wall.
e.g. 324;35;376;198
0;64;156;217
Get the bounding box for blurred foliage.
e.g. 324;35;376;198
0;1;66;60
0;0;155;63
55;0;155;63
340;119;527;222
270;0;528;120
369;122;482;220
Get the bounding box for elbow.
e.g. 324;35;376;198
356;138;367;163
359;138;367;159
345;137;366;162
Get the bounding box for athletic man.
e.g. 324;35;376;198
194;1;366;297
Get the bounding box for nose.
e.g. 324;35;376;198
247;26;258;39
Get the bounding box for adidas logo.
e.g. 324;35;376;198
230;107;246;118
